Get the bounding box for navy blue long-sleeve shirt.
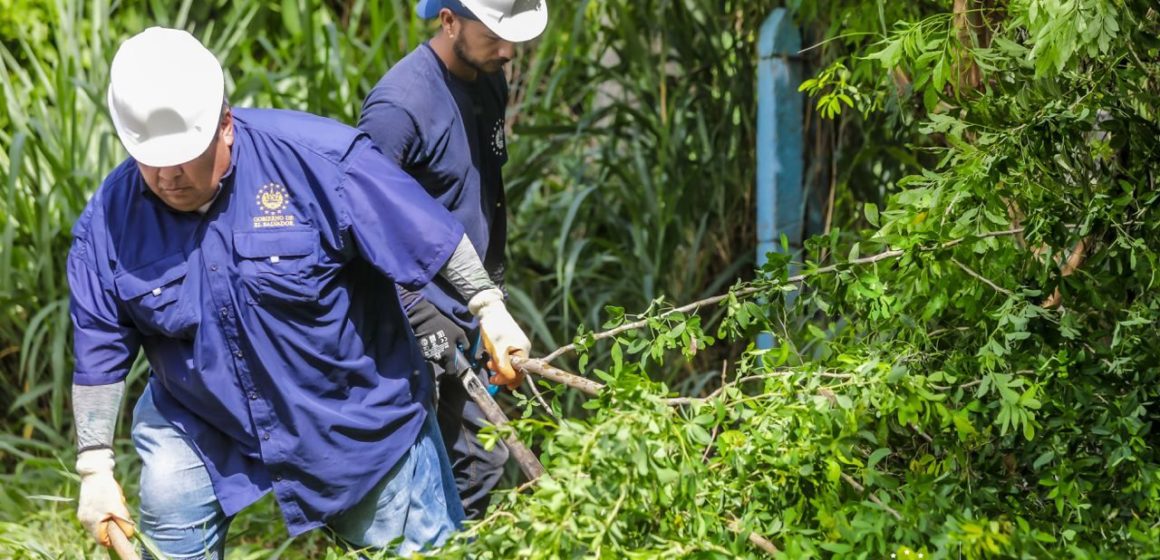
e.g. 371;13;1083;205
69;108;464;535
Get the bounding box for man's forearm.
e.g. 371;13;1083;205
73;382;125;452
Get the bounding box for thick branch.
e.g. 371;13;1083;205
541;228;1024;362
513;357;602;396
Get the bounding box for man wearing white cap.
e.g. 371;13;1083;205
358;0;547;520
71;26;532;557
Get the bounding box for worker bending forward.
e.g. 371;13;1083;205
70;27;530;558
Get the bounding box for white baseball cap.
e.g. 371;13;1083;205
107;27;225;167
416;0;548;43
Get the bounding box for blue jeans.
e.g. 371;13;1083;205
131;387;464;559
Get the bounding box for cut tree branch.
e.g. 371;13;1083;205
514;357;602;396
540;228;1024;362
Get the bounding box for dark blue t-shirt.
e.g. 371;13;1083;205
358;43;509;330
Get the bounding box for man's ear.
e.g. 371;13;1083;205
219;107;234;147
439;8;458;37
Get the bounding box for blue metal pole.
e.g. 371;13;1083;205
756;8;803;349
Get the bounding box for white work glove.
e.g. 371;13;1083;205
76;448;135;547
469;288;531;390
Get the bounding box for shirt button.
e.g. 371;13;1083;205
210;264;219;272
496;202;503;208
234;350;244;358
262;432;271;441
249;391;258;400
220;307;229;318
273;475;282;482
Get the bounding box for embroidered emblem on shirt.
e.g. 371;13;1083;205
490;120;506;156
253;183;296;228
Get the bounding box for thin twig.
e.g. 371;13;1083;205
931;379;984;391
540;228;1024;362
727;518;780;556
927;326;971;337
819;117;839;263
664;371;855;406
523;378;559;421
841;473;902;520
702;424;720;463
912;425;934;444
459;510;519;537
701;361;728;462
950;257;1015;296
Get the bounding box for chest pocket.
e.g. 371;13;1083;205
114;254;194;337
234;230;320;305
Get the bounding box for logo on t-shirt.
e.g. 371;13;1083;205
490;120;506;156
253;182;296;228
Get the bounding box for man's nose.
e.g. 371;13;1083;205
157;166;183;181
497;41;515;62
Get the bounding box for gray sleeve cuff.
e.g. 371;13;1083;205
73;382;125;452
439;234;497;303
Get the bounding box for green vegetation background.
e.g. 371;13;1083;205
2;0;1159;558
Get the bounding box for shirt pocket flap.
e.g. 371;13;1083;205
114;254;189;301
234;230;317;259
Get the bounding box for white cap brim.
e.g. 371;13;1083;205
108;88;220;168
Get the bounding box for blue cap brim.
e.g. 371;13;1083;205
416;0;442;18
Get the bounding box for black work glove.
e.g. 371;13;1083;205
407;297;470;377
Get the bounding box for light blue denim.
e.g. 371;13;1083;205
131;386;464;559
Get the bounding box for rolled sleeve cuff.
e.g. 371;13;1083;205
72;369;131;387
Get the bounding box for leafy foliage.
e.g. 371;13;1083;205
434;0;1160;557
3;0;1160;558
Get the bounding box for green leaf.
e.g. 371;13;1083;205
685;424;713;445
864;202;880;227
868;447;891;469
656;468;679;484
820;543;853;553
281;0;302;36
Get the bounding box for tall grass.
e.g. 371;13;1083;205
1;0;120;457
503;1;778;393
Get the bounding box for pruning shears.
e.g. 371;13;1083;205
453;344;545;481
